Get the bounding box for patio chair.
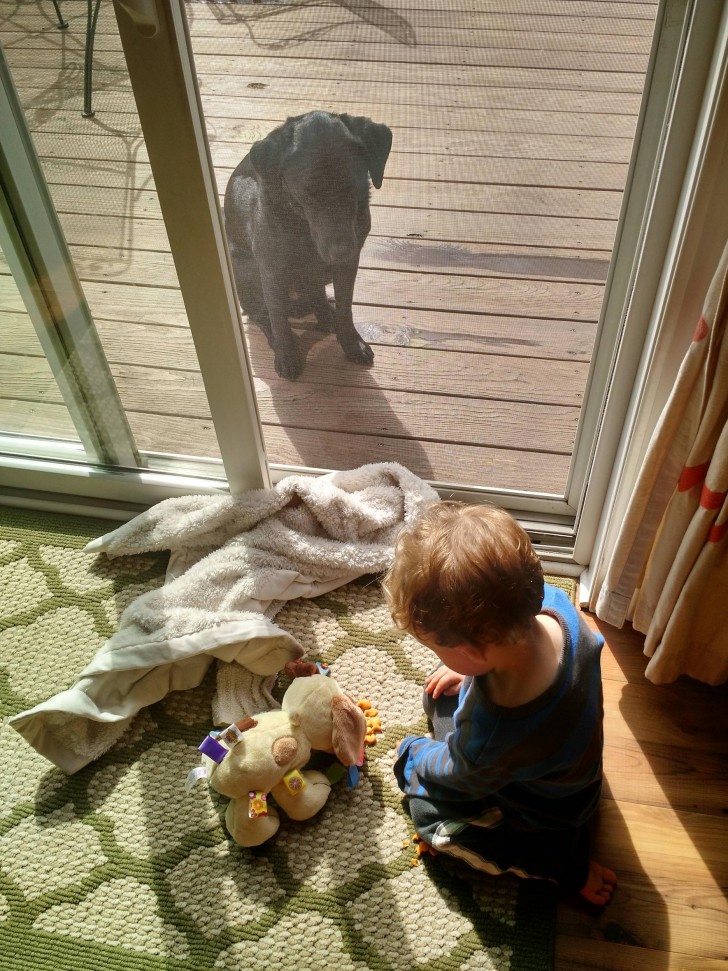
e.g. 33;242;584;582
51;0;103;117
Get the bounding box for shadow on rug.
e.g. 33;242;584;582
0;508;559;971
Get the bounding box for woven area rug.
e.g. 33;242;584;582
0;507;563;971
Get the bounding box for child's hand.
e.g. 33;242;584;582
425;665;465;698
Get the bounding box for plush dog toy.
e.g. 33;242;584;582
192;662;367;847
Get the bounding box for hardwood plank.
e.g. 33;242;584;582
252;374;579;453
0;345;581;441
12;16;653;59
565;801;728;951
556;937;728;971
0;356;67;408
126;409;571;492
7;21;650;75
57;236;609;293
23;117;635;168
24;156;623;215
124;411;221;460
31;150;631;198
245;330;589;404
556;618;728;969
0;400;78;440
0;275;183;327
0;265;604;333
183;3;658;39
43;175;625;222
201;99;640;140
16;74;645;118
26;131;630;190
1;271;601;365
20;98;640;144
33;2;658;40
602;732;728;817
1;307;597;371
40;0;662;21
260;423;570;491
43;198;617;255
4;48;651;96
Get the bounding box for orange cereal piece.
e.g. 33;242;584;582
367;718;382;733
364;733;377;745
364;708;378;717
357;699;372;710
410;858;419;867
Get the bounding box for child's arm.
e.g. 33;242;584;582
394;732;507;804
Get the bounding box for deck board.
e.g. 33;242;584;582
0;0;659;493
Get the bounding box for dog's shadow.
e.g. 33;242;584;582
245;317;435;480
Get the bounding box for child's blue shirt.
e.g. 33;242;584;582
394;584;605;831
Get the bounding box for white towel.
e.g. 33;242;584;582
10;463;438;773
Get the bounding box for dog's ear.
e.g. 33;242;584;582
249;121;294;182
338;115;393;189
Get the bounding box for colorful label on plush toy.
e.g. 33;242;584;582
248;791;268;818
220;723;243;746
282;768;306;795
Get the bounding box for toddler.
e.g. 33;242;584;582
383;501;616;904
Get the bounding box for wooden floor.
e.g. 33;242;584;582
0;0;658;492
557;613;728;971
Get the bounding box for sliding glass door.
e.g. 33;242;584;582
0;21;266;508
1;0;723;564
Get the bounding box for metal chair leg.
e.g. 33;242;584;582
51;0;69;29
83;0;103;118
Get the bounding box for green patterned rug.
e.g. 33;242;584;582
0;507;559;971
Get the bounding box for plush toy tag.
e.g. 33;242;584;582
282;768;307;795
219;723;244;746
185;765;208;792
248;791;268;818
198;734;228;764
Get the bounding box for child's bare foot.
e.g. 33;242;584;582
580;861;617;905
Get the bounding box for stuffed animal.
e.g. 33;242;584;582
193;662;367;847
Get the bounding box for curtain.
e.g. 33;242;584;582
594;239;728;685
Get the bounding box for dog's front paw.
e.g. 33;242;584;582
341;336;374;367
274;342;304;379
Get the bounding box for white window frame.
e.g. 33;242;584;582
1;0;725;565
582;0;728;599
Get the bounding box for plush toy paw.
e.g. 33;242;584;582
273;769;332;821
226;799;281;848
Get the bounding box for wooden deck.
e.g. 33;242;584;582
0;0;658;492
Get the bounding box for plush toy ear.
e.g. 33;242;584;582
330;695;367;766
284;660;318;678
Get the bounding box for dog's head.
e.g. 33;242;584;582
249;111;392;265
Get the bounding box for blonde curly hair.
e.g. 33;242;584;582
382;501;544;648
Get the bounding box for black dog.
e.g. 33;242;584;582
224;111;392;379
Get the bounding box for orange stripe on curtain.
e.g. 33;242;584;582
692;315;709;341
678;462;710;491
709;521;728;543
701;485;727;510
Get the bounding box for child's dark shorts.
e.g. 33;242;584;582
405;686;591;893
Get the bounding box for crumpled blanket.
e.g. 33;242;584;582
10;462;438;774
